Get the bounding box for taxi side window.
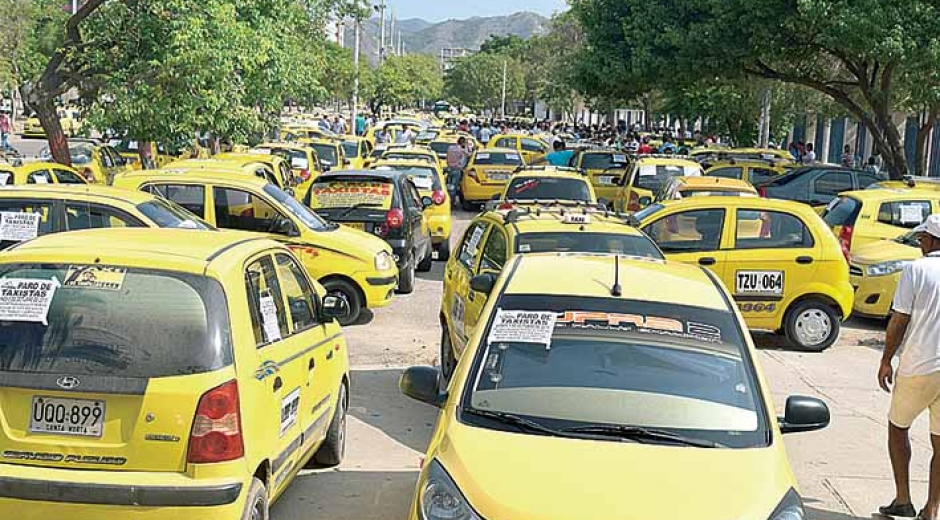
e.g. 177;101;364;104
709;167;743;180
27;170;52;184
65;204;146;230
644;209;725;252
479;228;508;272
813;172;853;198
274;253;318;332
213;187;286;233
53;169;85;184
0;201;53;249
495;138;514;149
99;149;115;168
245;256;290;347
749;168;778;185
735;210;814;249
521;138;546;153
458;222;488;270
878;201;931;228
147;184;206;217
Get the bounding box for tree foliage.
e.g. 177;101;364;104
444;52;524;114
366;54;442;114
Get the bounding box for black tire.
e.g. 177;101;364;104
396;258;415;294
417;247;433;272
435;239;451;262
321;279;363;326
241;477;269;520
784;299;841;352
440;325;456;382
461;199;478;212
314;383;347;466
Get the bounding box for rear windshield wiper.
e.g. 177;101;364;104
563;424;726;448
335;203;382;219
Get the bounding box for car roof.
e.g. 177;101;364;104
482;208;646;236
503;253;728;310
652;195;818;214
675;176;756;190
841;188;940;201
635;156;702;167
511;168;587;180
373;158;440;169
475;147;519;155
0;184;158;204
115;168;270;188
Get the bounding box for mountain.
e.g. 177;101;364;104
344;12;550;65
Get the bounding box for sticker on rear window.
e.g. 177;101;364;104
63;265;127;291
899;204;925;224
613;154;627;163
308;181;392;210
0;212;40;242
735;270;784;295
0;277;59;325
260;294;282;342
487;309;557;348
32;174;49;184
475;153;491;160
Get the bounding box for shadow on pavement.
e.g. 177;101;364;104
804;505;867;520
272;469;419;520
417;260;446;282
348;368;439;454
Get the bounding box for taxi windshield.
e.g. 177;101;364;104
263;184;329;231
310;143;338;167
0;265;233;378
474;152;523;166
506;177;592;202
375;166;441;192
341;142;359;158
261;148;309;171
516;232;663;259
465;294;767;448
582;153;628;170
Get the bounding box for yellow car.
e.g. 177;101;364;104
869;177;940;191
439;205;663;376
488;133;550;163
372;158;453;260
113;170;398;325
569;149;631;201
498;166;598;205
39;141;132;185
612;156;704;212
822;188;940;256
163;158;288;190
0;228;350;519
0;161;87;186
849;231;921;318
250;142;322;184
281;125;337;142
428;135;462;171
691;147;794;169
380;146;438;166
215;152;295;189
655;176;758;202
637;197;853;350
300;138;347;171
22;109;82;138
706;159;792;186
404;253;829;520
340;136;373;169
460;147;525;210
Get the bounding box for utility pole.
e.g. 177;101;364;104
759;87;772;148
352;19;361;133
398;30;403;56
375;0;387;62
500;59;508;120
389;9;395;57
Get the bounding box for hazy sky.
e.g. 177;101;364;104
390;0;568;22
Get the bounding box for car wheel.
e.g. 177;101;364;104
241;477;268;520
397;258;415;294
440;325;456;382
435;239;451;262
461;199;478;212
784;299;841;352
321;279;362;326
314;383;347;466
417;247;433;272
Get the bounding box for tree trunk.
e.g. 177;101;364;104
33;96;70;166
139;140;155;169
915;110;937;177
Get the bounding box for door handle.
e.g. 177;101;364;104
698;257;717;266
273;376;283;391
308;358;316;371
796;256;814;265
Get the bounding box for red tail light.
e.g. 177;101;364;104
627;191;641;212
386;208;404;229
839;225;854;260
758;186;768;197
498;202;514;210
187;380;244;464
431;190;446;205
299;168;310;181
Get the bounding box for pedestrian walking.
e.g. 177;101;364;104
841;145;856;168
0;112;11;151
479;122;493;145
803;143;817;164
879;214;940;520
355;113;366;136
445;136;469;199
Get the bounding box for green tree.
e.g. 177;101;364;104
367;54;442;115
444;52;524;115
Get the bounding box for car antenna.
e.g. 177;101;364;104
611;255;622;297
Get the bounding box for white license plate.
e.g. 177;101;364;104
597;175;617;185
487;173;509;181
30;396;105;437
735;270;784;295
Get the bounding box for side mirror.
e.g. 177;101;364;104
779;395;830;434
318;294;349;323
421;196;433;208
638;196;652;207
469;272;498;295
274;218;299;237
400;366;447;407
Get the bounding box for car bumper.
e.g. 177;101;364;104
850;270;898;319
461;177;506;203
353;267;398;308
427;214;452;243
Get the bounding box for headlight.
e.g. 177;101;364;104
419;460;481;520
867;260;910;277
374;250;393;271
768;489;804;520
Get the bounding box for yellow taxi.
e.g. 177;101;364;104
459;147;525;210
372;158;453;261
340;136;373;169
822;189;940;256
280;125;337;142
249;143;322;184
40;141;132;185
848;231;921;318
428;135;461;171
705;159;792;186
692;147;794;169
22;109;82;138
439;205;663;376
380;146;438;166
637;197;853;350
498;166;598;205
612;156;704;212
655;176;758;202
488;133;550;163
162;158;287;191
0;228;350;519
403;253;830;520
0;162;87;186
569;149;631;201
215;152;295;189
300;138;347;171
869;177;940;191
112;170;398;325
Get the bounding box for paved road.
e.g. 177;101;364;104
269;210;932;520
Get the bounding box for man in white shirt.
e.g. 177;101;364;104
879;214;940;520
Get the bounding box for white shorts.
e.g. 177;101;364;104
889;373;940;434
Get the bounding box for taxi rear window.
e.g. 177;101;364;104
0;265;233;378
581;153;628;170
516;232;663;259
429;142;451;157
634;165;702;192
474;152;522;166
375;166;442;191
310;144;337;167
307;178;394;210
506;177;592;202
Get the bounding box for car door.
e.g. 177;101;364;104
464;224;508;331
211;185;294;235
62;202;146;231
723;207;819;329
0;198;57;250
401;179;430;257
444;220;489;354
641;207;729;275
520;138;548;163
243;253;308;497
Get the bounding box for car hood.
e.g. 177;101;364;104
434;421;794;520
308;224;391;258
851;238;920;265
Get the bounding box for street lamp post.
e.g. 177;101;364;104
352;19;361;133
374;0;386;62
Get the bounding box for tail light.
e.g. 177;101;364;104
187;380;243;464
838;225;854;260
627;191;641;212
386;208;404;229
498;202;514;210
758;186;768;197
299;168;310;181
431;190;446;205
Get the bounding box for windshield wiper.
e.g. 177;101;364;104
335;203;382;219
563;424;725;448
463;408;576;438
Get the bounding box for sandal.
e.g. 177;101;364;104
879;501;917;518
